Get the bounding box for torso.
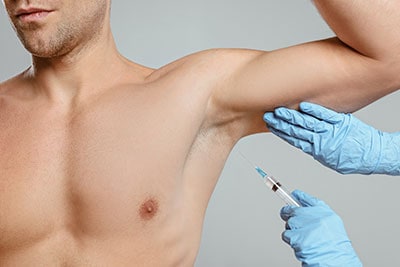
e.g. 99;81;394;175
0;52;252;266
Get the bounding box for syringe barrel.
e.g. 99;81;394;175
264;176;301;207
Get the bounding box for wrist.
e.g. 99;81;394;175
301;241;363;267
345;115;383;174
372;132;400;175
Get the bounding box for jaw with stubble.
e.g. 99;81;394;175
16;22;80;58
6;0;110;59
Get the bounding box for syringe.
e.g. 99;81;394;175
238;151;302;207
254;166;301;207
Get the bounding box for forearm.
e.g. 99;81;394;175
273;0;400;107
217;1;400;112
313;0;400;61
267;0;400;110
210;1;400;137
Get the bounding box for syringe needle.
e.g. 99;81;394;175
237;150;258;170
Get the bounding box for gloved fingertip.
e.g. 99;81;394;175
281;231;291;245
280;205;291;214
263;112;274;122
300;102;323;115
268;126;282;136
290;189;304;200
299;102;312;111
291;190;322;207
291;189;303;196
280;205;296;221
274;107;291;118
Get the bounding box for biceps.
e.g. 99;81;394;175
216;38;399;116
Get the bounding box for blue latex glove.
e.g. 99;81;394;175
281;190;362;267
263;102;400;175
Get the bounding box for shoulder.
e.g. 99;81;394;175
0;79;9;108
0;78;11;96
0;73;23;94
146;48;263;83
0;71;31;103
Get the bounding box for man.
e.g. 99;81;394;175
1;1;400;266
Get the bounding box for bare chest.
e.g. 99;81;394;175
0;92;206;254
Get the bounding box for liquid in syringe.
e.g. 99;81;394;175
255;166;301;207
238;151;301;207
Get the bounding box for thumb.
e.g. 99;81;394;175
291;190;326;207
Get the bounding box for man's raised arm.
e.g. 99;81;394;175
207;0;400;135
314;1;399;62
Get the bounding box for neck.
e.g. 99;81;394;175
25;29;132;104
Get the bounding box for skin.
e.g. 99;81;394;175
1;0;400;266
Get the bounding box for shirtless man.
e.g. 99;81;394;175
1;1;400;266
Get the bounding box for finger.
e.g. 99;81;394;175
266;110;319;140
282;230;301;249
281;230;291;245
274;107;323;131
300;102;343;124
269;127;313;154
286;216;305;230
264;112;284;132
291;190;326;207
263;112;275;124
280;205;296;221
267;118;315;142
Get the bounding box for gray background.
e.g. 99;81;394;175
1;1;399;266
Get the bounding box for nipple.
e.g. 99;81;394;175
139;198;159;221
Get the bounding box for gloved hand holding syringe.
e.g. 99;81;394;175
238;150;363;266
238;151;301;207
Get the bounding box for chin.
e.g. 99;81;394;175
21;37;68;58
23;44;55;58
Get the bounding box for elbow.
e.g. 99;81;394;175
370;42;400;86
381;58;400;90
367;52;400;93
